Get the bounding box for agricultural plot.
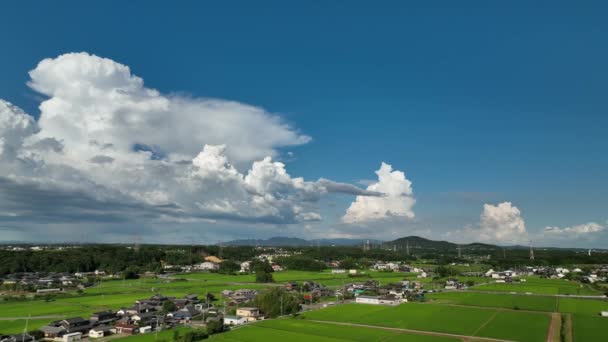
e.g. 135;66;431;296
473;277;600;295
302;303;550;342
0;319;49;335
557;297;608;316
210;319;459;342
571;314;606;342
426;291;558;312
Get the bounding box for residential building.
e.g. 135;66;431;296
236;307;262;321
224;315;248;326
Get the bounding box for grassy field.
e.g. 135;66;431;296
473;277;601;295
210;319;459;342
557;297;608;316
114;327;195;341
301;303;550;342
426;291;558;312
571;314;606;342
0;319;50;335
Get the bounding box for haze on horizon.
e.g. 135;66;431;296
0;1;606;248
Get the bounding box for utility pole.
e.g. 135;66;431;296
529;242;535;261
280;295;284;316
406;240;410;256
22;314;30;342
457;245;462;258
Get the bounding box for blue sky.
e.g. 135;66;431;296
0;1;606;246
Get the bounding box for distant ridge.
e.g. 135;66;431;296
224;236;381;247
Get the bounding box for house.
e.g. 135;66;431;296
168;305;200;322
236;307;262;321
240;261;251;273
60;317;91;334
601;311;608;317
224;315;248;326
197;262;219;271
0;334;34;342
139;326;152;334
271;264;283;272
204;256;223;263
331;269;346;274
132;312;159;325
39;323;67;339
356;295;381;305
90;310;116;324
62;332;82;342
114;323;138;335
88;325;116;338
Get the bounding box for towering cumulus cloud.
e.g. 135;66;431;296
342;162;415;223
478;202;528;244
0;52;384;227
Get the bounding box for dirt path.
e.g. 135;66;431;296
307;319;517;342
546;312;561;342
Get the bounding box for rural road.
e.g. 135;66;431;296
306;320;517;342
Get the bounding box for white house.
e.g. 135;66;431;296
139;326;152;334
89;326;115;338
62;332;82;342
224;315;248;326
197;262;219;271
600;311;608;317
240;261;251;273
349;269;358;274
356;295;380;304
331;269;346;274
417;271;428;278
484;269;496;277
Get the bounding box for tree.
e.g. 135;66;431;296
340;257;357;270
252;260;274;283
218;260;240;274
435;266;459;278
162;300;177;313
206;319;225;334
253;287;300;318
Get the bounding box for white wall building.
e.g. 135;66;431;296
62;332;82;342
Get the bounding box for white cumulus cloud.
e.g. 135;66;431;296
544;222;604;236
0;52;382;229
444;202;528;245
477;202;528;244
342;162;415;223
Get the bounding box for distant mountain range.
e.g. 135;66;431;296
224;236;382;247
224;235;548;250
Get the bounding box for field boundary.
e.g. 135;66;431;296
470;309;499;338
546;313;560;342
306;319;517;342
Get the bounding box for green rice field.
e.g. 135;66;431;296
301;302;551;342
210;319;459;342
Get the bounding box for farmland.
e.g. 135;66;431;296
472;277;601;295
301;302;551;342
1;270;606;342
210;319;460;342
426;291;559;312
